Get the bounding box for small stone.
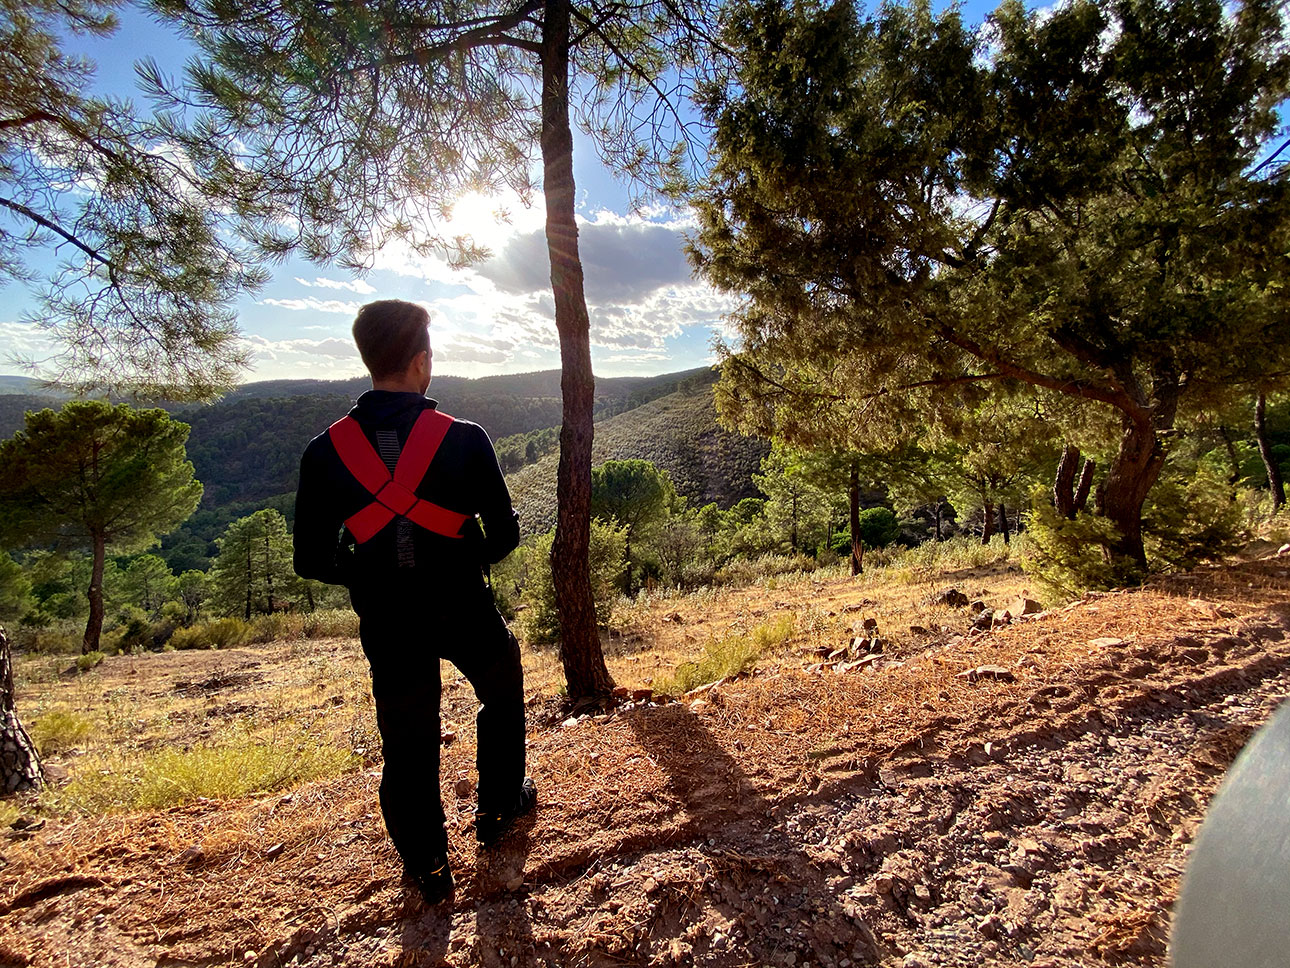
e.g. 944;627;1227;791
861;617;878;631
1278;543;1290;557
612;686;629;698
957;665;1015;683
643;877;659;894
970;600;987;614
935;588;969;608
454;777;475;798
971;610;994;632
1013;597;1043;616
978;914;1002;938
175;845;204;866
264;843;285;860
909;625;929;636
874;873;895;894
1088;637;1126;648
631;688;653;702
243;951;257;963
505;874;524;891
991;610;1013;629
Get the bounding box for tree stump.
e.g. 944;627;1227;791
0;627;43;794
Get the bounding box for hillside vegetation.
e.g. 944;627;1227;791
507;383;769;534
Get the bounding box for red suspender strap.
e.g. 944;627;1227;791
328;409;470;543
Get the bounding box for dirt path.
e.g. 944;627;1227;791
1;558;1288;967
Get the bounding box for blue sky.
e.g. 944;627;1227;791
0;0;997;384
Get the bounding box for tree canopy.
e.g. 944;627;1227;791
0;0;265;397
694;0;1290;569
0;401;202;651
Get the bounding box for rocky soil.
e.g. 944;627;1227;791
1;556;1288;968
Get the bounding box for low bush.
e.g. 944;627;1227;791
521;519;627;645
655;615;794;695
75;651;105;672
11;623;83;654
30;707;96;755
169;617;251;650
300;609;359;639
713;553;818;587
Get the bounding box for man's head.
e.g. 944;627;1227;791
352;299;431;392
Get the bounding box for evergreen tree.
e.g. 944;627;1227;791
176;569;210;625
120;554;178;617
695;0;1290;571
0;402;202;652
0;552;32;626
209;509;296;619
0;0;264;397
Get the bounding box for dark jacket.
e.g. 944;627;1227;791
293;390;520;588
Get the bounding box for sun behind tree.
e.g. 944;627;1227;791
0;401;202;653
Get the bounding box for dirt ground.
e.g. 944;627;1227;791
1;554;1289;968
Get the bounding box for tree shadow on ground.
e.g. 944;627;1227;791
623;704;881;967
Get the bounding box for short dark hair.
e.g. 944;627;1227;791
352;300;430;379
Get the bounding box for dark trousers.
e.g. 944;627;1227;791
350;574;525;870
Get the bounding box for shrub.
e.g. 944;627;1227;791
521;519;627;645
1021;501;1134;601
12;623;83;654
656;616;794;695
30;707;96;754
75;651;105;672
169;617;251;650
713;553;817;587
1142;463;1245;569
300;609;359;639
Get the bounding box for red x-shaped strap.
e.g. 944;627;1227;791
328;409;469;543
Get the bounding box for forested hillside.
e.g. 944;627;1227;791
508;382;769;534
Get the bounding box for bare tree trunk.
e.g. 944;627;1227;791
981;500;995;545
542;0;613;703
82;530;106;654
933;500;943;541
849;457;862;576
998;502;1010;544
1074;459;1096;513
1255;392;1285;511
1054;444;1080;518
1;628;42;794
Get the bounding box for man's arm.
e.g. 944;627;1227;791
469;423;521;564
293;440;352;585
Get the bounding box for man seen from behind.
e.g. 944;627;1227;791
293;299;535;905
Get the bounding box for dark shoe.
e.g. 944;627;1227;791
476;776;537;847
407;855;454;905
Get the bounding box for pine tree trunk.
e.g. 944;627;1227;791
1054;444;1081;518
998;502;1010;544
981;500;995;545
1096;414;1168;568
1255;392;1285;511
933;500;943;541
245;540;253;621
849;457;862;576
1219;426;1242;485
1;628;42;794
1074;459;1096;513
82;530;106;654
542;0;613;703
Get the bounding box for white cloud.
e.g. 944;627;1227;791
260;296;361;315
294;276;378;294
